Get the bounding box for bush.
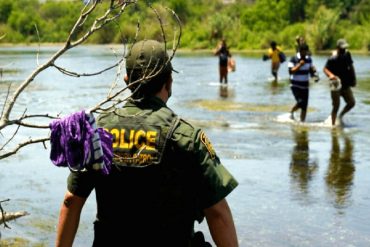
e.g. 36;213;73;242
0;0;13;23
340;24;370;50
307;5;340;50
279;23;307;50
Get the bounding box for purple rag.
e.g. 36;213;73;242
49;111;113;174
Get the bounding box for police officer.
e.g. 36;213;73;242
56;39;239;247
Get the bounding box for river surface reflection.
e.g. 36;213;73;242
1;45;370;246
325;131;355;210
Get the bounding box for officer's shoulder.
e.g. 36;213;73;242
96;110;114;125
170;118;202;150
174;118;200;137
173;118;207;143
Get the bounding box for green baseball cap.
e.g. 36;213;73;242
125;39;177;75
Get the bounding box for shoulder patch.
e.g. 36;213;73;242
200;131;216;159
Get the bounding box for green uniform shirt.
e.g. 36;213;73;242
67;96;238;245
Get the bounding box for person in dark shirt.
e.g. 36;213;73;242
214;38;231;84
324;39;356;126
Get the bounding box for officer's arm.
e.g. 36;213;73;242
56;191;86;247
204;198;238;247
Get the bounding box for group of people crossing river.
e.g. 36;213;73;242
215;37;357;127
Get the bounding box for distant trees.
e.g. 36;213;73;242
0;0;369;51
0;0;182;159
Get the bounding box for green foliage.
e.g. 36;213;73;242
165;0;190;22
337;21;370;51
208;12;234;41
284;0;307;23
0;0;368;51
182;20;211;49
240;0;289;33
7;9;42;41
0;0;13;23
351;0;370;24
307;5;340;50
279;23;307;49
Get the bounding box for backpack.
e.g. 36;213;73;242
278;51;286;63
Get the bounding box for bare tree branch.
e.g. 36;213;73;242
0;199;11;229
52;60;122;78
0;109;28;152
0;137;50;160
69;1;135;48
34;24;41;66
0;211;29;226
0;200;26;229
0;82;12;121
0;1;182;160
0;1;134;129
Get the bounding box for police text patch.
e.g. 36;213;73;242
106;123;162;167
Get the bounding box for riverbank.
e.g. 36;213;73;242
1;43;369;57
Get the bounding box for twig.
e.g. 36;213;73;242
9;121;50;129
0;199;10;229
0;211;29;225
165;7;182;65
52;60;122;78
0;109;27;151
0;82;12;120
34;24;41;66
0;137;50;160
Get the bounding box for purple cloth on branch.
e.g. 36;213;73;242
49;111;113;174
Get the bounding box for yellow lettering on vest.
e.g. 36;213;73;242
119;129;129;149
110;128;120;148
134;130;146;149
129;129;135;149
146;131;157;151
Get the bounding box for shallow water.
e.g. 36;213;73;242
1;45;370;246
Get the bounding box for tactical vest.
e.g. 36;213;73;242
95;101;201;246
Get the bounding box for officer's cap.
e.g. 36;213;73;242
125;39;177;75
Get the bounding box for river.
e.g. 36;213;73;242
1;45;370;246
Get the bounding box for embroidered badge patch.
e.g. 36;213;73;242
200;131;216;159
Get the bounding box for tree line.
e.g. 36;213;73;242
0;0;369;51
